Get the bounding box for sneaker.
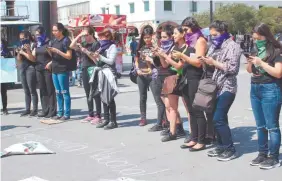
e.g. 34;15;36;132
139;119;147;126
60;116;70;121
259;157;281;170
20;111;30;117
250;154;267;166
81;116;94;123
148;124;163;132
161;133;177;142
207;147;224;157
91;115;102;125
52;115;62;120
217;149;236;161
176;125;186;138
160;128;170;136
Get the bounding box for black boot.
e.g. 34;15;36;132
96;111;110;128
104;105;118;130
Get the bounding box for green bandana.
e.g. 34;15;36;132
255;40;267;74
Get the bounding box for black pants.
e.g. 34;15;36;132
36;69;56;117
137;75;152;120
151;75;167;125
21;66;38;111
82;68;101;117
182;79;207;144
1;83;8;110
103;99;116;122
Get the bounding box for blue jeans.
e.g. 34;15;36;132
251;83;281;159
213;91;235;150
52;72;71;117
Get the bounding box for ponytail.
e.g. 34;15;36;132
53;22;69;37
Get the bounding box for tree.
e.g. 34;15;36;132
193;12;210;28
194;3;258;34
257;7;282;34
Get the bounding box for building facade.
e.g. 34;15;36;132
57;0;282;34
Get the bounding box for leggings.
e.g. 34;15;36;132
137;75;152;120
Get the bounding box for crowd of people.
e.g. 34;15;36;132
1;17;281;170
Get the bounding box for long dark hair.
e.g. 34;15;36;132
181;17;201;32
137;25;154;57
253;23;282;60
162;24;174;38
84;26;97;40
53;23;69;37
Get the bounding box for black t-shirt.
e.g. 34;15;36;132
181;47;203;80
251;52;282;84
81;41;100;68
35;42;52;71
51;37;71;73
137;45;153;71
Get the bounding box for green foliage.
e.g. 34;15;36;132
193;3;282;34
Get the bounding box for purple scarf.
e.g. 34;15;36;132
0;43;9;57
185;30;203;47
160;39;174;54
211;32;230;49
98;40;114;54
36;34;47;48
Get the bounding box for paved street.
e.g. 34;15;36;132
1;69;281;181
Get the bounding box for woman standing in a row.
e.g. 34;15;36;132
47;23;73;120
16;31;38;117
70;27;102;124
31;27;57;118
247;23;282;169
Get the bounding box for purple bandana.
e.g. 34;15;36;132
160;39;174;54
98;40;114;54
185;29;203;47
211;32;230;49
36;34;47;48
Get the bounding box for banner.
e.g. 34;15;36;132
68;14;127;28
0;58;17;83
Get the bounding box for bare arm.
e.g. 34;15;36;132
246;61;252;73
163;53;184;70
159;55;169;68
260;61;282;78
180;37;206;68
56;49;72;60
21;50;36;62
69;35;81;50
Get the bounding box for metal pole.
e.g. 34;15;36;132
210;0;213;23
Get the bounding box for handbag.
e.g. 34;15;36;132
192;67;226;112
161;74;179;94
129;66;137;84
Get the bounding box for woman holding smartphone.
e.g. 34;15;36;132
135;25;154;126
30;27;56;118
246;23;282;169
47;23;73;120
173;17;207;151
70;27;102;124
16;31;38;117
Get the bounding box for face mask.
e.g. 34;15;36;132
185;29;203;47
20;39;30;46
160;39;174;53
36;34;47;48
211;32;230;49
255;39;266;48
81;36;87;47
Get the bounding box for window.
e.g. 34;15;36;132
129;3;135;13
101;7;106;14
144;1;149;12
115;5;120;15
164;0;172;11
190;1;197;13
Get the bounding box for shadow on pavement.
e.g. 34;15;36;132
231;126;257;157
1;125;31;131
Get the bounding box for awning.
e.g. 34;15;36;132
0;20;41;26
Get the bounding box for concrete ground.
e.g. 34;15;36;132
1;68;281;181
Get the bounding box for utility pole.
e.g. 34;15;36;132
210;0;213;23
